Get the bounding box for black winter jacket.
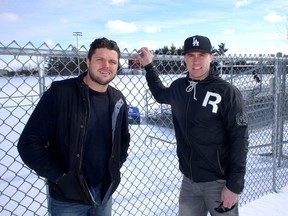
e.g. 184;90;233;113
145;64;249;194
17;72;130;205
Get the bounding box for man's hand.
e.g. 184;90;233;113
134;47;154;66
221;186;240;209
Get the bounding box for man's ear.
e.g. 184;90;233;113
210;54;215;62
117;61;121;71
183;60;186;67
86;57;90;68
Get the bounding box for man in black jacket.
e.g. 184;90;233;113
135;35;248;216
18;37;130;216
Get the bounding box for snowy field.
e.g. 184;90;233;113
239;184;288;216
1;75;288;215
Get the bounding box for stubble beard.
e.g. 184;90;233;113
88;69;116;86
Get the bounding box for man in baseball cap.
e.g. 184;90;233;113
182;35;214;80
135;34;248;216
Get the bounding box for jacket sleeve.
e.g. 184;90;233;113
222;85;249;194
17;83;64;183
145;63;172;104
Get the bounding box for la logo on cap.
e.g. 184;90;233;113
192;37;199;47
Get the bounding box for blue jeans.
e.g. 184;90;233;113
179;175;239;216
48;183;112;216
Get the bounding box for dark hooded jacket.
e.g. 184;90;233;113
144;63;248;194
17;72;130;205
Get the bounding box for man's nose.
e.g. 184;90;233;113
102;60;109;67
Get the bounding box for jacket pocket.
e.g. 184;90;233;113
55;171;89;203
217;150;226;176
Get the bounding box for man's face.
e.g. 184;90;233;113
86;48;119;86
184;52;214;80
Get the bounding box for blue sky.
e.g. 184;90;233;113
0;0;287;55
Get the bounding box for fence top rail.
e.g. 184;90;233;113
0;47;87;58
0;46;288;62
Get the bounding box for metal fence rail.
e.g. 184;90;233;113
0;41;288;215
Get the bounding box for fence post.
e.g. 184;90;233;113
258;57;263;92
272;57;282;192
38;56;46;96
277;57;286;166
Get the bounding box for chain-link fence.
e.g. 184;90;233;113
0;41;288;215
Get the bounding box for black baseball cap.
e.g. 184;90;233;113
182;35;212;55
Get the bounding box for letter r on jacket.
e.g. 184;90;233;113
202;91;222;113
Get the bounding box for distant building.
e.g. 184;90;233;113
128;59;141;69
0;69;8;76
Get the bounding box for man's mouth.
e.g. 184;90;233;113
100;70;111;75
192;66;201;70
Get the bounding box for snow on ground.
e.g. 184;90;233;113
239;184;288;216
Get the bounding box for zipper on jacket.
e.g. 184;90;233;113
185;90;194;180
93;202;97;215
79;85;96;205
79;85;89;173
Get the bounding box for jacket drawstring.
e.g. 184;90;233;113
186;80;198;100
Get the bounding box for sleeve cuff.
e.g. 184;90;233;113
144;63;155;71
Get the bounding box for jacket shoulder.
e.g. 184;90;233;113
51;77;78;88
108;85;125;99
47;77;80;94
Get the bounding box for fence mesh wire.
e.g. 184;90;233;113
0;41;288;215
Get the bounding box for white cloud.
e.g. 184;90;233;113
235;0;251;8
118;41;135;51
111;0;130;5
106;20;138;34
0;12;19;22
263;12;285;23
223;29;235;35
138;40;157;49
144;26;161;33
